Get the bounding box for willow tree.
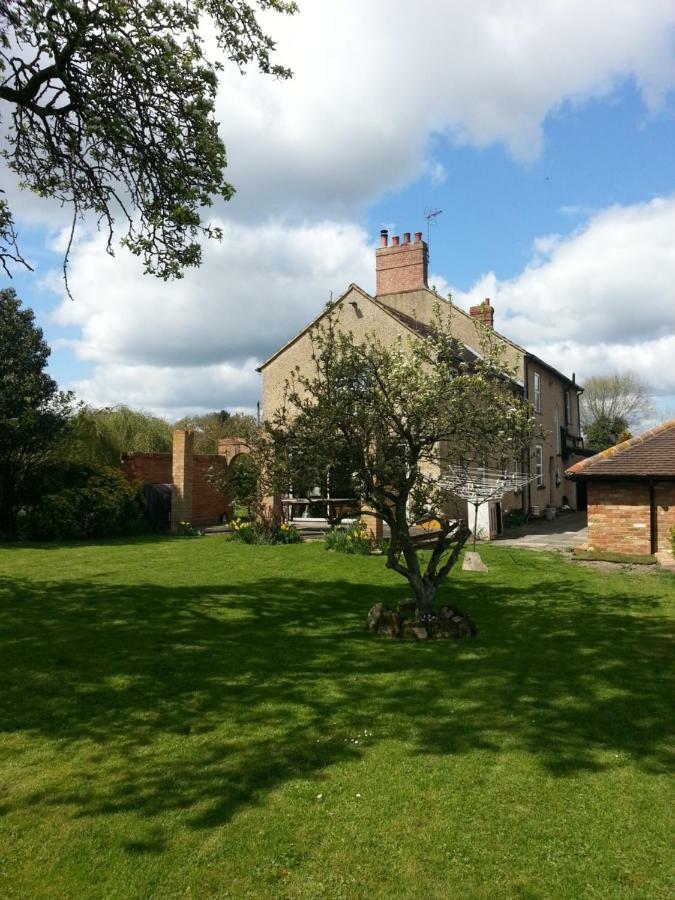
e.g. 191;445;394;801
268;308;537;617
0;0;296;286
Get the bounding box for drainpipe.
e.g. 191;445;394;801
523;357;530;514
649;480;657;554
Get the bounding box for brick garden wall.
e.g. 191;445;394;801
192;456;229;527
587;480;675;555
121;453;172;485
122;451;229;527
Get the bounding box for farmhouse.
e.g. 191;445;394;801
566;420;675;557
258;229;590;535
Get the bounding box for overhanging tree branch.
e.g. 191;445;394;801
0;0;296;287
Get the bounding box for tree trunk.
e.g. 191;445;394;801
409;576;437;617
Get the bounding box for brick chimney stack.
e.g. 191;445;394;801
469;297;495;329
375;228;428;296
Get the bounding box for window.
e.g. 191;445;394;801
534;372;541;413
564;390;571;426
535;445;544;487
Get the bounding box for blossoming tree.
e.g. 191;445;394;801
267;307;538;620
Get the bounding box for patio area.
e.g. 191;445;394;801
493;510;588;551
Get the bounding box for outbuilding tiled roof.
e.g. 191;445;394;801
566;419;675;479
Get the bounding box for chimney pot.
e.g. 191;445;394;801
403;232;411;243
379;229;388;247
414;231;422;243
392;235;400;246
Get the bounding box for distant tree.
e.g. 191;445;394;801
0;0;296;289
175;410;259;454
267;308;537;618
581;373;653;439
58;405;173;467
0;288;72;536
584;415;632;452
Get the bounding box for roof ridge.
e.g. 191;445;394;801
567;418;675;474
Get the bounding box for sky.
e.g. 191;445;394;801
3;0;675;424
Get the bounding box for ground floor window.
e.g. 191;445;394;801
535;445;544;487
284;459;358;522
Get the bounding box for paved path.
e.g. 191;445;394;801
492;511;588;551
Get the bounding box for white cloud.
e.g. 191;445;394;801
52;218;374;417
69;360;261;420
213;0;675;217
46;195;675;416
6;0;675;231
451;196;675;396
6;1;675;415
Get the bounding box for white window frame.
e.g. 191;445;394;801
535;445;544;487
534;372;541;414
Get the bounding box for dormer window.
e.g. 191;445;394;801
534;372;541;413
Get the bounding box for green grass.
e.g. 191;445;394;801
0;538;673;899
572;549;657;565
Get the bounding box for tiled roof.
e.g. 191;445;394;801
374;302;478;366
566;420;675;479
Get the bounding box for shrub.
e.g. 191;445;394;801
228;517;301;545
20;466;146;540
503;508;526;529
325;520;372;555
670;526;675;556
177;521;201;537
275;521;302;544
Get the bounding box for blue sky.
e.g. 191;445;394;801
368;81;675;286
3;1;675;424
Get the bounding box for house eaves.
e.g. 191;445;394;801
525;351;582;392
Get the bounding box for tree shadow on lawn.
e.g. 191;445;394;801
0;560;673;831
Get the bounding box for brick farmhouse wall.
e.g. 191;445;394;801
122;451;229;528
587;481;675;555
656;483;675;552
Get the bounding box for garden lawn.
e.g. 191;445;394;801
0;538;673;899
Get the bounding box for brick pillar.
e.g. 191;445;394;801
171;429;194;532
361;508;383;540
263;492;283;520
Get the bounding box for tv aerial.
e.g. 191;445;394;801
424;207;443;248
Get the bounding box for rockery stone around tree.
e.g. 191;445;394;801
366;601;476;641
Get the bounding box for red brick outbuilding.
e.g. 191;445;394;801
566;420;675;556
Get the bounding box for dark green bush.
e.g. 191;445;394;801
20;467;147;540
503;508;526;529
